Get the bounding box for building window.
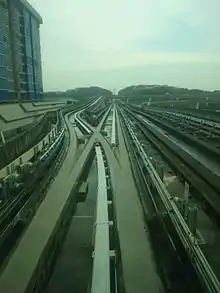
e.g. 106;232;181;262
0;1;7;9
0;66;6;77
0;53;4;65
0;77;8;89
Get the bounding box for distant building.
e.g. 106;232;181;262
0;0;43;101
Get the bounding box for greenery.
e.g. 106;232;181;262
44;86;112;100
118;85;220;100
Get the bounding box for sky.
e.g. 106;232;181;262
29;0;220;91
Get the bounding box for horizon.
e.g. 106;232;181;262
44;84;220;93
29;0;220;91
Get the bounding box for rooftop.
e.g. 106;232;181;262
20;0;43;24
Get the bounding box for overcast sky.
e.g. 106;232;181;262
29;0;220;91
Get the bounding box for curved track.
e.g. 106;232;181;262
1;99;219;293
0;101;101;293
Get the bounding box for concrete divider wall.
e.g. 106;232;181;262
3;123;34;141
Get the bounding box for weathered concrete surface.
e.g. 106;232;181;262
100;119;162;293
44;161;97;293
0;102;64;131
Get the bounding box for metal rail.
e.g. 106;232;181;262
87;96;104;112
126;104;220;163
147;108;220;129
121;109;220;293
143;108;220;142
91;146;111;293
124;105;220;210
111;106;116;147
75;113;93;135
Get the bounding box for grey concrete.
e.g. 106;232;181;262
44;161;97;293
95;114;163;293
0;114;93;293
0;107;162;293
112;119;162;293
0;108;110;293
0;102;64;131
0;104;42;131
74;107;163;293
140;115;220;178
0;116;41;132
22;103;63;112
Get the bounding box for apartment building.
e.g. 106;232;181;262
0;0;43;100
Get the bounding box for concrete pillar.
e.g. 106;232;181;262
1;131;9;163
6;166;10;176
34;145;39;157
158;165;164;181
48;133;52;144
11;162;15;174
187;206;198;236
55;124;58;136
155;162;164;181
52;129;55;140
173;197;185;215
0;132;5;145
184;182;190;220
2;179;10;201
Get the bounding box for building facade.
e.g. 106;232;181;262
0;0;43;101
